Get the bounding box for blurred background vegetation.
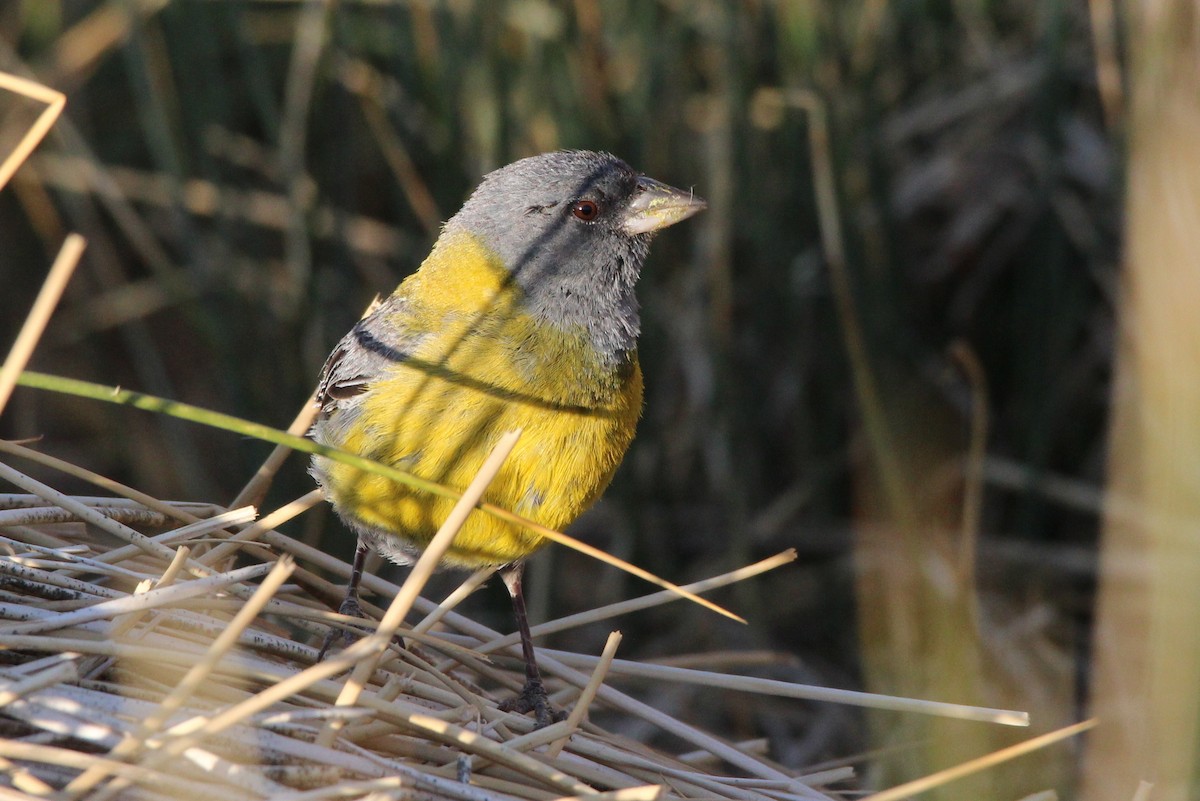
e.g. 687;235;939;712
0;1;1126;797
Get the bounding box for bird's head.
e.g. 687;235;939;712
444;150;706;359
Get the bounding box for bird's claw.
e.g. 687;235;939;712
499;678;567;729
316;594;367;661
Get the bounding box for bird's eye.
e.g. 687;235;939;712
571;200;600;221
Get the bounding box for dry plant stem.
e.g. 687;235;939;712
949;341;988;595
650;651;793;671
640;775;755;801
21;499;814;796
76;576;154;679
0;492;213;515
0;505;170;527
785;89;912;524
268;777;525;801
0;501;840;801
86;506;258;566
0;71;65;192
981;454;1158;528
1015;793;1058;801
317;429;523;749
0;234;86;414
361;115;440;234
347;63;443;235
861;719;1096;801
561;748;789;801
677;739;769;764
0;634;274;670
49;0;170;81
419;554;790;718
792;767;856;787
153;545;190;587
0;661;78;705
546;656;1027;726
330;696;602;794
0;558;120;602
547;630;622;757
556;787;664;801
1082;7;1200;798
496;513;744;625
1;493;90;509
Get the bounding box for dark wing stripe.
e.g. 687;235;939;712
314;299;419;417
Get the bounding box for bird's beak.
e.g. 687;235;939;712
622;176;707;236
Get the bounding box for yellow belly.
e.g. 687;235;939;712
319;313;643;567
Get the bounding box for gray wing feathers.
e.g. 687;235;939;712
314;295;423;419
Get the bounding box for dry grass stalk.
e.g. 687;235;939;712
0;71;65;193
1081;2;1200;798
0;234;86;414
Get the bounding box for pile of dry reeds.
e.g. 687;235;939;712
0;461;855;801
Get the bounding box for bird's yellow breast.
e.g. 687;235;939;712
319;232;643;566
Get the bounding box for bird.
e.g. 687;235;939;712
310;150;705;727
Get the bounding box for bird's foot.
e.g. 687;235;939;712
499;678;567;729
316;594;368;660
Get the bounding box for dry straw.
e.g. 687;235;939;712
0;484;1043;800
0;476;845;801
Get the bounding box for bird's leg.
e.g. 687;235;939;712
497;564;566;728
317;539;370;660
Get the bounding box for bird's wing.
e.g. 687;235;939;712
314;295;425;418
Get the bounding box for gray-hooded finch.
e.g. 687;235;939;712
312;151;705;726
